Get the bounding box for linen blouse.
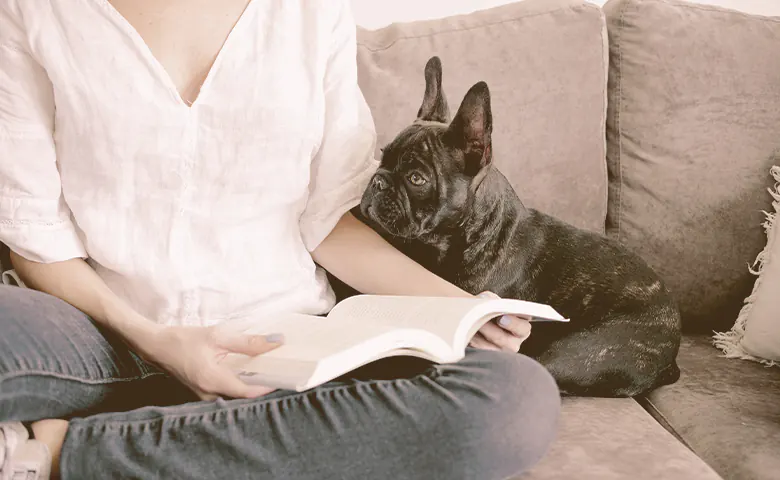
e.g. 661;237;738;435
0;0;378;326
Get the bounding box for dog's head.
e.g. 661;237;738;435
360;57;494;242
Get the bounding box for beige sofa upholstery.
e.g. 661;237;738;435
354;1;780;478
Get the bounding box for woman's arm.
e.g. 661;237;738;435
10;253;161;350
312;213;532;352
9;254;281;400
311;213;469;298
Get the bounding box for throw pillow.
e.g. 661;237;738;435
715;163;780;365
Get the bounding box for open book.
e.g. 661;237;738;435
220;295;568;392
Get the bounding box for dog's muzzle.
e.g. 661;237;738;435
361;171;407;231
370;172;392;193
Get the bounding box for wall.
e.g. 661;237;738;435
351;0;779;30
351;0;603;30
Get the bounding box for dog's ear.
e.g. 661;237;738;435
416;57;450;123
445;81;493;176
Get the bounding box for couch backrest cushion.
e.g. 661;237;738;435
356;0;609;233
603;0;780;331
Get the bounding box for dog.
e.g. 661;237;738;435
356;57;682;397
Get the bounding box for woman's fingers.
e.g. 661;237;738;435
198;327;282;399
196;390;218;402
199;364;277;400
495;315;532;340
478;320;526;353
469;332;501;351
214;331;285;357
477;290;532;337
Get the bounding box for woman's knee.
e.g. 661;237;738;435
0;286;165;421
435;350;561;479
0;285;157;380
0;284;89;334
493;353;561;471
0;286;92;376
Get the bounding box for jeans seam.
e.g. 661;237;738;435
75;365;444;429
0;370;165;385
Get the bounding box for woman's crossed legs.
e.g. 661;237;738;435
0;286;560;480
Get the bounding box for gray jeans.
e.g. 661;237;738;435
0;285;561;480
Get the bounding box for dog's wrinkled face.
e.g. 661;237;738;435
360;57;494;242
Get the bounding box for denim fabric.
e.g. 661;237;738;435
0;285;561;480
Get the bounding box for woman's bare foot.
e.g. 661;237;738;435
31;419;68;479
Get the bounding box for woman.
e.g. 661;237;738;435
0;0;560;478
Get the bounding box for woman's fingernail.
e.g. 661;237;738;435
477;292;491;299
264;333;285;344
498;316;512;327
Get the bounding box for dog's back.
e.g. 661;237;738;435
508;209;681;396
453;169;682;396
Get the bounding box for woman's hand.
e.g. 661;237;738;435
9;254;283;400
139;325;285;401
469;291;532;353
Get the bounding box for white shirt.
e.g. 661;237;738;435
0;0;378;326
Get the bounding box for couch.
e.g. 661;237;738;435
1;0;777;479
351;0;780;479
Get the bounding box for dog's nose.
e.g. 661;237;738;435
372;174;389;191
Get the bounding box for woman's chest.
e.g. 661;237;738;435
23;0;334;198
27;0;330;126
107;0;254;106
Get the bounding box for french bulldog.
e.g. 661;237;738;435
357;57;682;397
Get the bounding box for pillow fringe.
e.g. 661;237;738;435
713;165;780;367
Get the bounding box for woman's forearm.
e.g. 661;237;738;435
10;252;161;351
312;213;472;298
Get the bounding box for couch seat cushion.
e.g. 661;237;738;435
643;335;780;480
519;397;721;480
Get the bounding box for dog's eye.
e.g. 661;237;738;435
408;172;427;186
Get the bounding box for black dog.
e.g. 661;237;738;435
357;57;682;397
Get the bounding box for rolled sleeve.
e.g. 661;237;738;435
298;0;379;252
0;15;87;263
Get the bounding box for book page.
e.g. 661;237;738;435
328;295;487;347
226;313;396;362
220;313;454;391
329;295;568;349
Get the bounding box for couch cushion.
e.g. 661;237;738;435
642;335;780;480
603;0;780;331
356;0;609;233
519;397;721;480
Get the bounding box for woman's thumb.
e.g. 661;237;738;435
217;332;285;356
